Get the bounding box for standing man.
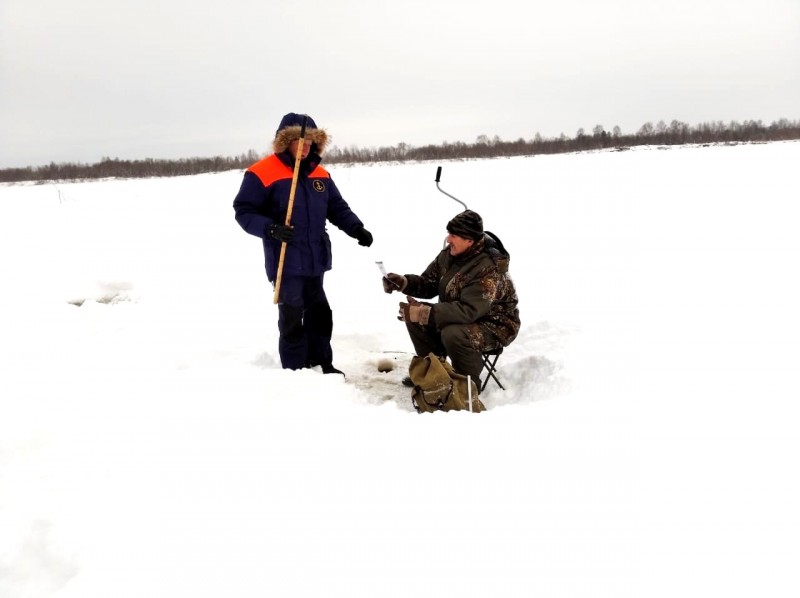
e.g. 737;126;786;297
233;113;373;375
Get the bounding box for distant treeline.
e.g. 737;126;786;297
0;151;263;184
2;118;799;183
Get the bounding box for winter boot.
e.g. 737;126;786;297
322;364;345;377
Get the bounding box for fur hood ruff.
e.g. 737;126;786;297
273;125;329;154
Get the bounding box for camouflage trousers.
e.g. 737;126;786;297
405;321;498;384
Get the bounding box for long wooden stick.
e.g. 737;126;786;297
273;115;308;304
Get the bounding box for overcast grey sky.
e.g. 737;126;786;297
2;0;799;168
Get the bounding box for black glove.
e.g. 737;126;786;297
355;227;373;247
382;273;407;294
269;223;294;243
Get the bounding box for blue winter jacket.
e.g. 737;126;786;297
233;151;364;282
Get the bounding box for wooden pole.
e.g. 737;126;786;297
273;115;308;304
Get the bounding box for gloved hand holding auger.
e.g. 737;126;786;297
268;223;295;243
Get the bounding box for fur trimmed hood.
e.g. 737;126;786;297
273;113;329;154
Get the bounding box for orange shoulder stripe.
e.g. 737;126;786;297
247;155;291;187
309;165;330;179
247;155;331;187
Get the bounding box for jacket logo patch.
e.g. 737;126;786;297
313;180;325;192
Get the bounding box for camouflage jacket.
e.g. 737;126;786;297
404;234;520;349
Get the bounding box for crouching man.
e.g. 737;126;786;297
382;210;520;406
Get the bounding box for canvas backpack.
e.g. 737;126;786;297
408;353;486;413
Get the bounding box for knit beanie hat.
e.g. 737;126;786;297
446;210;484;241
273;112;329;153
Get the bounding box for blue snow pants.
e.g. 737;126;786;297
276;274;333;370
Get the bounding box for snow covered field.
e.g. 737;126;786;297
2;142;799;597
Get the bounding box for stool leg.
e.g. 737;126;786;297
481;352;505;391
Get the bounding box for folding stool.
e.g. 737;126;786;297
480;346;505;392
